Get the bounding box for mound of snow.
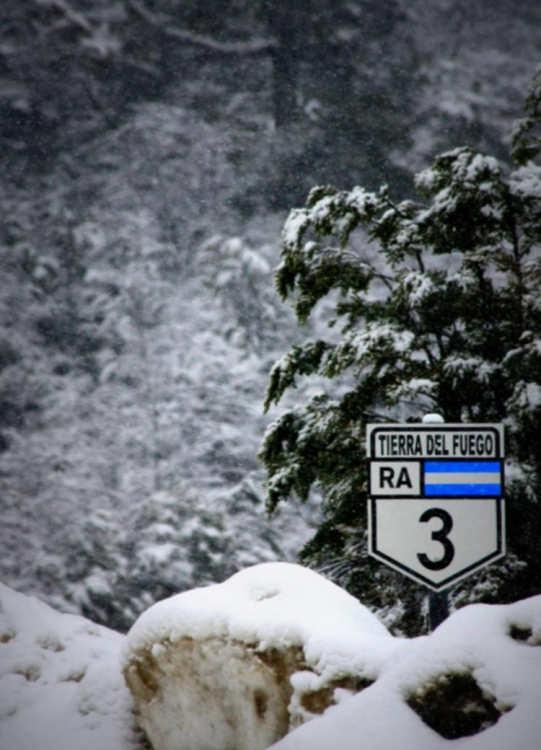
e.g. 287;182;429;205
269;595;541;750
2;564;541;750
123;561;396;673
0;583;141;750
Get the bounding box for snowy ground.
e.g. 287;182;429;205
0;583;143;750
1;566;541;750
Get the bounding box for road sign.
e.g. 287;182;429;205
366;424;505;591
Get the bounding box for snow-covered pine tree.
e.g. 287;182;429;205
259;68;541;635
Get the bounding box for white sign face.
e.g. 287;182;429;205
366;424;505;591
369;497;505;590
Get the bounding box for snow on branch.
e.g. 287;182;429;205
37;0;94;34
127;0;277;56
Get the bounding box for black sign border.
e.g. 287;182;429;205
368;424;503;460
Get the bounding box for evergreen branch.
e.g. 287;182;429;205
264;341;332;412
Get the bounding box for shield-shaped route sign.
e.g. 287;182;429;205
366;424;505;591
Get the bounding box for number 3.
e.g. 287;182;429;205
417;508;455;570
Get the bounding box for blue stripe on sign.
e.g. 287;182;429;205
425;461;500;473
425;483;501;496
424;461;502;496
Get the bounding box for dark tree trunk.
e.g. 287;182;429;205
264;0;303;127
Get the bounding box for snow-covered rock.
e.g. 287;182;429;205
270;595;541;750
2;569;541;750
122;562;398;750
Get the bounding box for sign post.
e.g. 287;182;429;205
366;422;505;627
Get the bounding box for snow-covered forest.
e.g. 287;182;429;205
1;0;540;637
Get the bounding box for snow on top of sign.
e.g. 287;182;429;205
422;413;445;423
123;562;398;681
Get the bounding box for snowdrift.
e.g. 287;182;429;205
1;564;541;750
122;563;541;750
0;582;141;750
